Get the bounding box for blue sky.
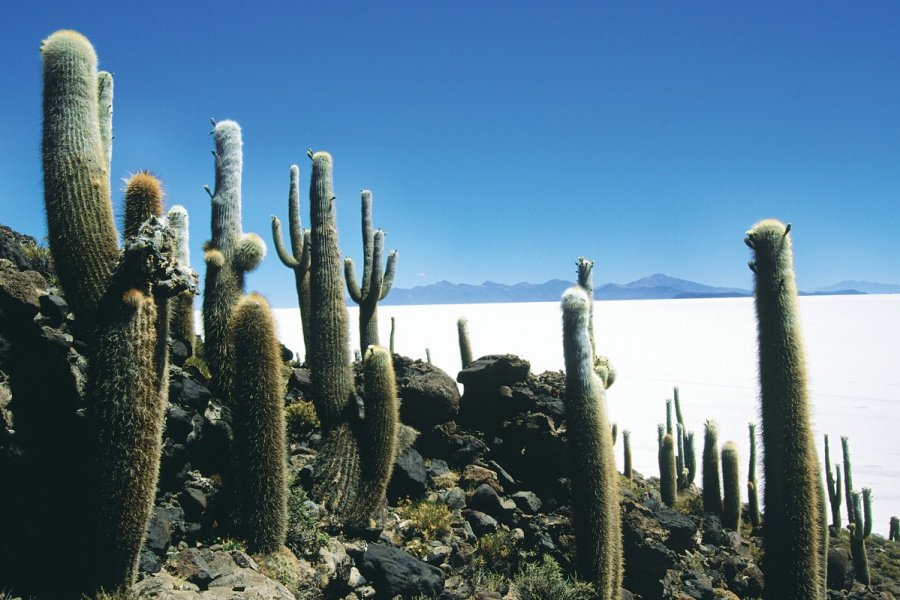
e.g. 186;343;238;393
2;2;899;307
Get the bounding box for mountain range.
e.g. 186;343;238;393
380;274;898;305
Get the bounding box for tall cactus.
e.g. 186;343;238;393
824;434;842;532
271;164;312;360
306;151;398;523
721;441;741;531
230;294;287;553
659;433;677;507
458;316;473;369
561;286;622;596
41;29;119;341
702;420;722;515
202;120;265;399
849;491;871;585
684;430;697;487
576;257;596;357
746;219;824;599
167;205;196;351
748;423;762;527
842;436;855;525
345;190;398;351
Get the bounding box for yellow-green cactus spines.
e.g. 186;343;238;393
202;120;265;400
90;288;165;591
746;219;823;599
345;190;398;351
271;164;312;360
561;286;622;597
123;171;164;241
347;345;399;526
659;433;677;507
230;294;287;553
458;316;473;369
41;30;119;340
167;205;196;350
721;441;741;531
702;420;722;515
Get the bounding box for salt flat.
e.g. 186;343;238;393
255;293;900;535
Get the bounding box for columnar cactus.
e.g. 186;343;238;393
576;256;596;357
306;151;399;523
748;423;761;527
685;430;697;486
676;423;687;489
721;441;741;531
842;436;855;525
41;30;119;341
202;120;265;399
824;434;842;532
167;205;196;350
746;219;825;599
889;516;899;541
623;429;633;480
124;171;164;240
561;286;622;596
850;491;871;585
271;164;312;360
230;294;287;553
345;190;398;351
659;433;677;507
97;69;113;169
390;316;396;354
702;420;722;515
458;316;473;369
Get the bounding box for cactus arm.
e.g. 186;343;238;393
123;171;164;241
842;436;855;524
41;30;120;339
272;216;300;268
458;317;473;369
97;70;113;169
575;257;596;358
209;120;242;253
344;257;364;303
286;164;304;257
673;386;685;427
863;488;873;538
380;249;398;301
359;190;375;300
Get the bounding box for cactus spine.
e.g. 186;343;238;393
746;219;824;599
623;429;633;479
659;433;677;507
561;286;622;596
167;205;196;351
41;30;119;341
702;420;722;515
458;316;473;369
345;190;398;351
306;151;398;523
230;294;287;553
850;491;871;585
824;434;842;532
721;441;741;531
202;120;265;400
271;164;312;361
748;423;761;527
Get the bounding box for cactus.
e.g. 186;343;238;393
673;386;685;427
306;151;398;524
458;316;473;369
684;430;697;486
576;256;596;357
842;436;855;525
202;120;265;400
97;70;113;169
230;294;287;553
702;420;722;515
123;171;164;240
426;347;432;364
611;422;618;446
167;205;196;351
665;398;673;436
676;423;686;489
390;316;396;354
746;219;825;599
345;190;398;351
748;423;761;527
850;491;870;585
721;441;741;531
889;516;899;541
41;30;120;341
659;433;677;507
657;423;665;447
824;434;842;532
623;430;633;480
271;164;312;361
561;286;622;596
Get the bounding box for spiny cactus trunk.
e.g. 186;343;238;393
561;286;622;598
721;441;741;531
747;219;823;600
458;317;473;369
702;421;722;515
659;433;677;507
623;430;633;480
824;434;842;532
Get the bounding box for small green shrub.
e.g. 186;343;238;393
285;481;329;560
19;236;57;285
254;547;302;593
285;400;320;439
397;498;452;541
511;556;595;600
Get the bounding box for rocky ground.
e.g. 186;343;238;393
1;226;899;600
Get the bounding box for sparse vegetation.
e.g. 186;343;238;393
285;400;320;439
396;497;453;541
285;480;329;560
510;556;596;600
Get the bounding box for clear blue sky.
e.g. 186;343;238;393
2;2;899;307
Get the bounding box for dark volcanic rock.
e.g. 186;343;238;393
388;448;428;502
358;543;445;599
417;422;488;467
457;354;530;389
393;354;460;429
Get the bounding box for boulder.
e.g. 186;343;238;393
393;355;460;429
358;543;445;599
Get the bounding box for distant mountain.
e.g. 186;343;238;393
813;280;900;295
383;274;751;305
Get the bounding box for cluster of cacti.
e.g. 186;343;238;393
39;30;196;594
746;219;827;599
824;434;843;532
458;316;473;368
345;190;398;352
671;388;696;489
271;164;312;362
702;420;722;515
721;441;741;531
561;286;622;596
849;489;872;585
748;422;761;527
202;119;266;400
303;151;400;526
